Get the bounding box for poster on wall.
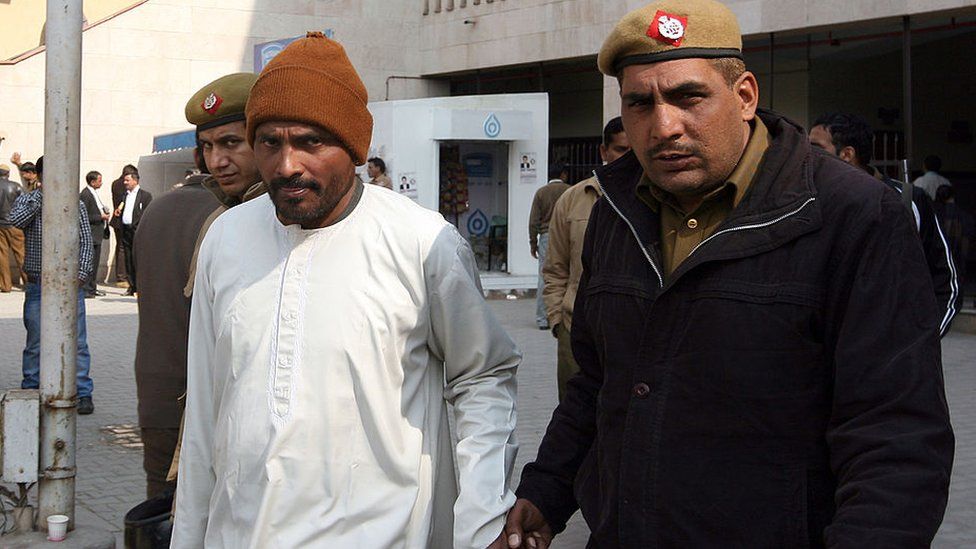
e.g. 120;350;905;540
398;172;419;200
519;152;537;184
254;30;335;72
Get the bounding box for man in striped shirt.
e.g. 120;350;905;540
6;156;96;415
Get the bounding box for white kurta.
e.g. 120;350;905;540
171;186;520;548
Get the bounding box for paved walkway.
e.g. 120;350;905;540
0;286;973;547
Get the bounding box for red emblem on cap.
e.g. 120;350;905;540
202;92;222;115
646;11;688;47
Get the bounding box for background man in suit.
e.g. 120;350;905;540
80;170;110;298
116;171;151;295
109;164;138;285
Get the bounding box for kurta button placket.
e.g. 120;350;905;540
632;382;651;399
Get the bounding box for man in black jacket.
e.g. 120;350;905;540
80;170;110;298
115;171;152;295
0;163;25;292
809;112;958;336
109;164;138;285
505;1;954;547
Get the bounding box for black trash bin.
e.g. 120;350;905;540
124;491;173;549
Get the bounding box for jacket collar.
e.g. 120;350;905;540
202;176;267;207
594;110;823;288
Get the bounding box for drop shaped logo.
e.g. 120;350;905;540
467;209;490;237
483;113;501;138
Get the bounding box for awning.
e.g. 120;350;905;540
152;129;196;153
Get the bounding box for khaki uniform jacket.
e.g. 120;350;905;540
529;180;570;246
542;177;601;332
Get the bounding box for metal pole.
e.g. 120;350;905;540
901;15;914;210
38;0;83;532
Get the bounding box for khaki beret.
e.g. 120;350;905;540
598;0;742;77
185;72;258;131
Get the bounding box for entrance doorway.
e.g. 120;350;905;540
438;140;510;273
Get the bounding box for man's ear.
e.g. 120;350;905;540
737;71;760;122
839;146;857;165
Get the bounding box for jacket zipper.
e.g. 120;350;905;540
685;197;817;259
594;172;665;288
597;169;817;288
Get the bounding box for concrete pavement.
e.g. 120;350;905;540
0;286;973;547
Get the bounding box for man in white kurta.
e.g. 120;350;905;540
172;33;520;549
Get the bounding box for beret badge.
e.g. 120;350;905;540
202;92;223;115
647;11;688;47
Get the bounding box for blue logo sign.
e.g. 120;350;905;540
260;44;285;69
483;113;501;138
254;30;335;72
467;209;490;237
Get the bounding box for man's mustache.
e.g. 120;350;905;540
270;175;321;191
648;141;699;157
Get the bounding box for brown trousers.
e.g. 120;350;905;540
556;322;580;402
0;226;26;292
141;427;179;498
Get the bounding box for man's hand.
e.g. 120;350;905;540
504;498;553;548
101;213;110;222
10;152;21;167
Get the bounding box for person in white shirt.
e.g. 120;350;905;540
171;32;521;549
913;155;952;200
114;171;152;295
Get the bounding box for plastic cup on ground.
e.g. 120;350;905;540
47;514;69;542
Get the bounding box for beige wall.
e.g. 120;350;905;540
0;0;425;197
0;0;144;61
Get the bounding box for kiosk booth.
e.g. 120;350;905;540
365;93;549;289
146;93;549;289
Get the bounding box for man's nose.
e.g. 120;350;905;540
650;105;684;143
276;145;303;180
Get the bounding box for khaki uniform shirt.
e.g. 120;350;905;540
369;174;393;190
638;118;771;277
542;176;602;331
529;179;571;246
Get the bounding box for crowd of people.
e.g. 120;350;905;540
0;0;973;546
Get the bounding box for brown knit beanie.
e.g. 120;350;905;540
246;32;373;165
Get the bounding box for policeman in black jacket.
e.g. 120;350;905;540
809;112;958;336
505;1;954;547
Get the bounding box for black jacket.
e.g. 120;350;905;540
118;188;152;229
0;177;23;226
79;186;108;237
874;171;958;336
516;111;953;548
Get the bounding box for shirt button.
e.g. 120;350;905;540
632;382;651;399
687;218;699;229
